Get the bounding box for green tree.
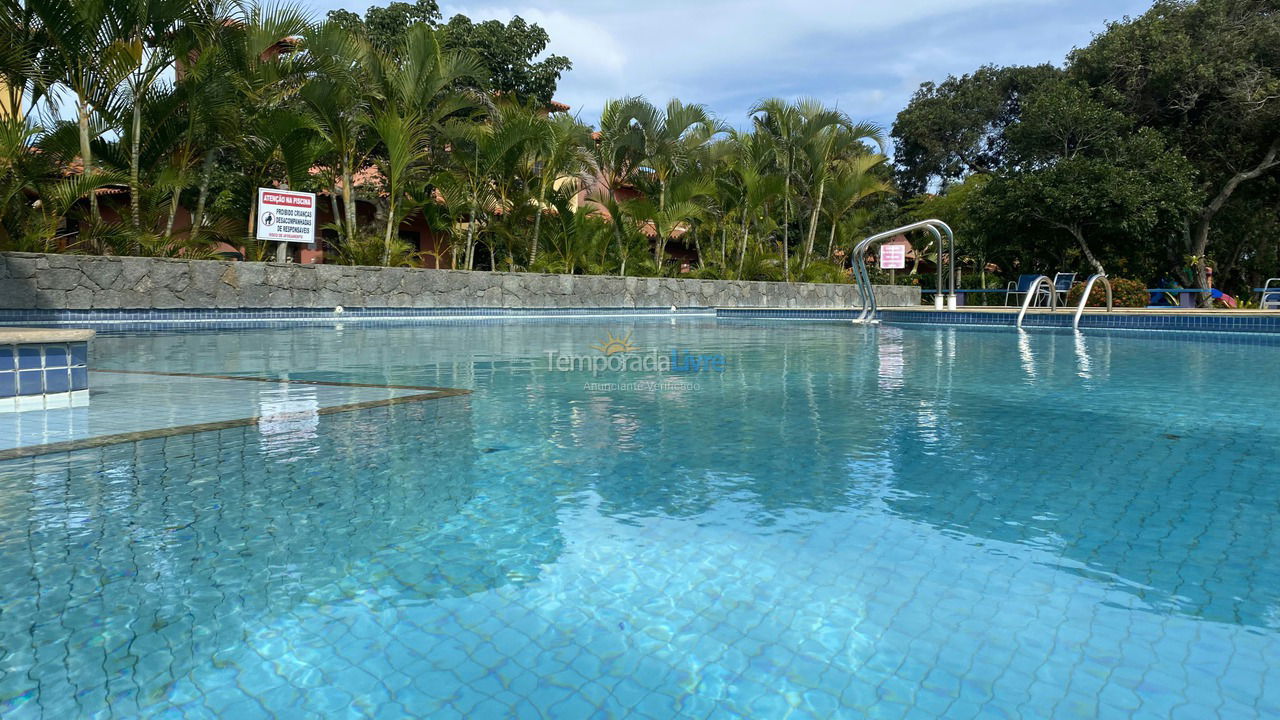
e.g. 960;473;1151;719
975;81;1197;277
1069;0;1280;300
327;1;571;105
892;64;1062;195
442;15;570;106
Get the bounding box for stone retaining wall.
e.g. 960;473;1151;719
0;253;919;310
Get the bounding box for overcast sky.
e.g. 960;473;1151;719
317;0;1154;138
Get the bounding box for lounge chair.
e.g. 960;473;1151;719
1005;274;1044;307
1263;278;1280;310
1052;273;1077;306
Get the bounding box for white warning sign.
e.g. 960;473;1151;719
255;188;316;243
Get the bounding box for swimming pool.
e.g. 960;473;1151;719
1;318;1277;718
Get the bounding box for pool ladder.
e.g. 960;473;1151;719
1015;274;1113;330
851;219;956;323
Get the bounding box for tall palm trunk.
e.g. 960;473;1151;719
77;100;98;222
782;171;791;281
531;179;545;263
163;175;181;239
803;179;825;266
737;213;750;278
130;99;143;229
382;200;396;266
464;198;478;270
609;188;627;276
191;151;216;242
341;155;357;241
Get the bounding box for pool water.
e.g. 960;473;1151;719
1;319;1278;719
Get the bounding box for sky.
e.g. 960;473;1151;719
316;0;1155;139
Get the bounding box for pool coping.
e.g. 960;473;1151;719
0;371;470;461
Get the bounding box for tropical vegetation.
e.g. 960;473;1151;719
1;0;1276;299
0;0;891;283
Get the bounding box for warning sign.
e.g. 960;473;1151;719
256;188;316;243
879;243;906;270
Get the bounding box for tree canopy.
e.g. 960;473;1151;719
326;0;571;105
893;0;1280;299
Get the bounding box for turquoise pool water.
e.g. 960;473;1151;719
1;318;1277;718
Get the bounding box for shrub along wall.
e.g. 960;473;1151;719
0;253;920;310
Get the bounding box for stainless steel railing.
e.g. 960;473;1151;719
851;219;955;323
1072;274;1113;330
1015;275;1058;329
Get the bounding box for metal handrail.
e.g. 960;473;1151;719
936;220;956;302
852;219;953;323
1015;275;1057;329
1072;274;1113;330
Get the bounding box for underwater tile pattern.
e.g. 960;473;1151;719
0;319;1278;718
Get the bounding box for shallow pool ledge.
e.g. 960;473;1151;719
0;327;92;411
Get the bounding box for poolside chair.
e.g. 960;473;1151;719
1052;273;1077;306
1005;274;1043;307
1263;278;1280;310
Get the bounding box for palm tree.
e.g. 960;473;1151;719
636;99;723;214
299;20;373;243
1;0;42;122
723;131;784;278
117;0;195;230
216;0;315;240
528;114;594;264
749;99;800;279
367;23;483;264
822;153;893;258
797;109;885;266
623;171;715;267
591;96;651;274
29;0;133;222
749;98;849;279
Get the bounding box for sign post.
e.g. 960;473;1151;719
255;188;316;261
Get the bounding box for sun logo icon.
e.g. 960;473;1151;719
590;331;636;356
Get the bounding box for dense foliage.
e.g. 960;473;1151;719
4;0;1272;296
893;0;1280;302
1066;278;1150;309
0;0;893;282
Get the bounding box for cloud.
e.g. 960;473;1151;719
326;0;1154;135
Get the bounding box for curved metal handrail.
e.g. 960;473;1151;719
1015;275;1057;329
1072;274;1113;330
934;220;956;302
852;219;953;323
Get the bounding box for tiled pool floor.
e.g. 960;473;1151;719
0;370;459;456
0;319;1277;719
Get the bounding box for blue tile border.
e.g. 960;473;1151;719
877;310;1280;334
714;307;1280;335
0;307;720;333
716;308;864;321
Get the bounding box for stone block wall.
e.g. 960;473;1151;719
0;253;920;310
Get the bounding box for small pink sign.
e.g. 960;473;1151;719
880;244;906;270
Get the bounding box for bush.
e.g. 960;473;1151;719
1065;277;1148;308
865;268;923;286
